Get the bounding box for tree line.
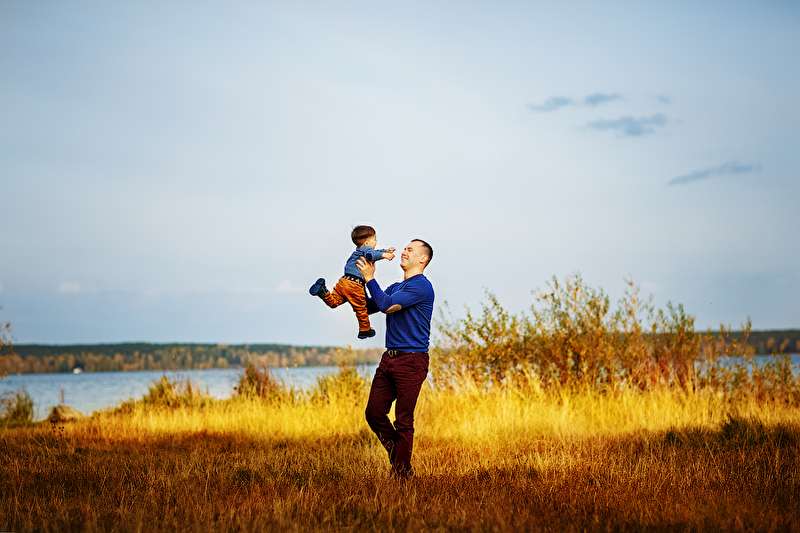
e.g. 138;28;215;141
0;315;797;377
723;329;800;355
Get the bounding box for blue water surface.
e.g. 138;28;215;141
3;355;798;421
0;365;378;420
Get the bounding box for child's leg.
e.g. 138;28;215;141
339;281;371;332
321;279;348;309
352;299;371;333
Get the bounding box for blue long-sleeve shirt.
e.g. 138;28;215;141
366;274;434;351
344;246;389;279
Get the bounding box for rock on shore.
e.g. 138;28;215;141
48;405;86;423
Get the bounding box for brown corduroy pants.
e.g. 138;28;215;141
321;276;371;332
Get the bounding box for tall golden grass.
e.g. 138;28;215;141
1;277;799;531
2;380;798;532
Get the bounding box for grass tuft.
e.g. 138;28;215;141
0;386;34;426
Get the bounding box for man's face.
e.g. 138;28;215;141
400;241;426;269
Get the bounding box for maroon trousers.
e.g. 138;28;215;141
365;351;429;476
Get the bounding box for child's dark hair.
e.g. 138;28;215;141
351;225;376;246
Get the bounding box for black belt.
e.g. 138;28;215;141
386;350;427;358
342;274;365;285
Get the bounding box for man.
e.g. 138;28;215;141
356;238;434;479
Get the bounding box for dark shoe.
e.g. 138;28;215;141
309;278;328;297
357;328;376;339
390;465;414;480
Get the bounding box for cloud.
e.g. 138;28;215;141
668;161;761;186
657;95;672;104
528;96;574;112
584;93;622;106
529;92;623;112
57;282;81;294
584;114;667;137
277;279;304;293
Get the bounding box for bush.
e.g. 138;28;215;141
116;376;211;412
434;274;798;401
144;376;211;408
435;274;676;391
234;362;285;399
0;386;34;425
308;352;369;404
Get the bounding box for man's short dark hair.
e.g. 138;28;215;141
351;225;376;246
412;238;433;266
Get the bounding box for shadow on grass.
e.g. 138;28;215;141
665;414;797;448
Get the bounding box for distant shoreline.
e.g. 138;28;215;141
3;330;800;375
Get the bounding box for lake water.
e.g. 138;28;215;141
2;355;798;421
0;365;378;420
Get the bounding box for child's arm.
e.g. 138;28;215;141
364;246;394;262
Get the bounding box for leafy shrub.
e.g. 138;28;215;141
435;275;679;391
0;386;34;425
145;376;211;407
234;362;285;399
116;376;211;412
434;274;798;401
309;352;369;404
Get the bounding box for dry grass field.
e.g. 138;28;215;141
2;381;799;532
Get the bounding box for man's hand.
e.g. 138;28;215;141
356;257;376;282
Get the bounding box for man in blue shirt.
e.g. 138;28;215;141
356;238;434;479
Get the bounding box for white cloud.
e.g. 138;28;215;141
57;282;81;294
277;279;304;294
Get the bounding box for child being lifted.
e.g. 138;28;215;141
309;225;395;339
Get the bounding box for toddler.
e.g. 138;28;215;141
309;225;395;339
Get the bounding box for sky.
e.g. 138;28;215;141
1;0;799;348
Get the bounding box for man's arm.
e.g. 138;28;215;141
367;279;429;314
365;298;380;315
357;257;402;314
